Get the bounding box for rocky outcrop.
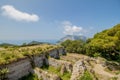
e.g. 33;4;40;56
0;54;48;80
49;49;60;59
70;60;86;80
33;54;49;68
60;65;67;75
105;61;120;71
3;58;33;80
49;48;66;59
49;58;73;73
58;48;66;55
0;48;65;80
34;68;61;80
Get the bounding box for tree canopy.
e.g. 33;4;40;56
61;40;85;54
86;24;120;61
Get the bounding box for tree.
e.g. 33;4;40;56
61;40;85;54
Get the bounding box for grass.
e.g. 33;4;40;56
42;66;71;80
0;44;62;65
110;77;118;80
79;71;93;80
61;71;71;80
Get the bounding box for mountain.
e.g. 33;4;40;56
24;41;50;46
0;43;18;47
28;41;45;45
58;35;87;43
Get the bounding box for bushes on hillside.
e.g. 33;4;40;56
61;24;120;62
61;40;85;54
86;24;120;61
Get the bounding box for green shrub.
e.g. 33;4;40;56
0;68;9;80
61;71;71;80
93;52;101;57
79;71;93;80
19;73;39;80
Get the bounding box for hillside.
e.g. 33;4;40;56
86;24;120;61
21;41;50;47
0;43;18;47
61;24;120;61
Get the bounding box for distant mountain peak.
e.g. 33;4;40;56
58;35;87;43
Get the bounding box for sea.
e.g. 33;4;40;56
0;40;58;45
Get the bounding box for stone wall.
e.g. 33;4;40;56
3;54;49;80
49;49;60;59
0;48;65;80
58;48;66;55
49;48;66;59
33;54;49;68
5;58;32;80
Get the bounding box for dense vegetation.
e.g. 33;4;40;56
61;24;120;62
61;40;85;53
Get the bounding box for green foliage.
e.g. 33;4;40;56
44;66;71;80
86;24;120;61
79;71;93;80
61;40;85;54
111;77;118;80
0;68;9;74
0;68;9;80
19;73;39;80
93;52;101;57
61;71;71;80
43;66;61;74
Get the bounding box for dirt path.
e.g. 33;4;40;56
117;74;120;80
60;53;88;63
93;64;116;77
67;53;88;59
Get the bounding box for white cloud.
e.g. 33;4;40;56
1;5;39;22
63;21;83;35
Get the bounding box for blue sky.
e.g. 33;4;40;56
0;0;120;40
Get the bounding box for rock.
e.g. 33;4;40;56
60;65;67;75
70;60;86;80
68;64;73;73
49;58;73;73
105;61;120;71
49;49;60;59
58;48;66;55
34;68;61;80
53;75;61;80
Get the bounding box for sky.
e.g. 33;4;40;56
0;0;120;41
